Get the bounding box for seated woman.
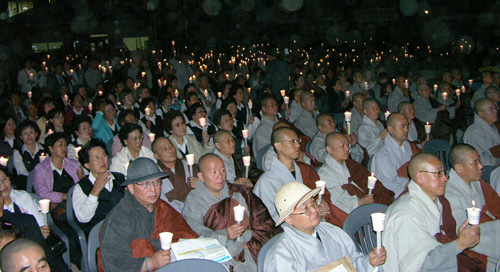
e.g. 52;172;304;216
0;166;48;237
186;102;216;144
0;115;21;158
213;109;249;155
111;110;152;156
12;120;46;190
67;115;93;161
41;108;72;144
164;110;214;163
92;99;120;145
139;97;164;136
64;93;91;127
33;132;82;204
109;123;156;177
118;89;139;117
230;84;254;128
36;98;56;142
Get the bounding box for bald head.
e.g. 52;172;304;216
398;101;412;112
387;112;407;128
449;144;476;170
408;153;441;181
299;91;314;103
198;153;223;172
272;121;290;131
271;127;295;149
0;238;47;272
213;130;231;144
325;132;345;148
475;98;494;113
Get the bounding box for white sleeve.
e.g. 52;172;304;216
72;184;99;223
13;150;29;176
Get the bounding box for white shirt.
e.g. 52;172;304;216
72;172;114;223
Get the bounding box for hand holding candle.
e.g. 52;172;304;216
39;153;47;162
159;232;173;250
344;111;352;134
145;107;151;116
368;173;377;196
199;117;206;131
186;154;195;177
467;200;481;225
39;199;51;226
242;129;249;147
148;133;155;142
248;100;253;110
284;96;289;108
174;90;179;98
280;90;286;97
384;111;391;120
74;147;82;158
233;204;246;241
371;213;386;254
346;90;350;98
243;156;251;178
442;92;448;102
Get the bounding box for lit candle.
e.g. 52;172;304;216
47;129;53;135
404;79;409;89
74;146;82;158
456;89;461;99
98;90;103;96
344;111;352;134
199;117;206;129
29;73;34;79
242;129;249;147
204;89;209;98
39;153;47;162
64;94;69;102
158;79;162;88
364;81;369;90
28;91;32;99
141;72;146;78
345;90;350;98
243;156;251;178
284;96;289;107
0;157;7;167
280;90;286;97
368;173;377;196
70;69;74;75
233;204;245;224
469;79;473;87
145;107;151;116
433;84;438;91
148;133;155;142
425;122;431;140
217;92;222;98
392;78;396;85
88;103;93;111
174;90;179;98
384;111;391;120
461;85;466;94
442;92;448;102
248;100;253;109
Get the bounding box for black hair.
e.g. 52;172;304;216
118;123;142;146
78;139;108;167
163;110;184;133
16;120;41;142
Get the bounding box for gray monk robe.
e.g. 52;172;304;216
264;223;372;272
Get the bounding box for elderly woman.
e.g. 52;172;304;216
164;110;214;163
67;115;93;161
12;120;46;189
33;132;82;204
213;109;249;155
358;99;388;157
109;123;156;176
186;102;216;144
0;166;48;237
0;115;21;158
93;99;120;145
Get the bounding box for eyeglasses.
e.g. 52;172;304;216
419;170;449;178
136;179;162;189
217;138;235;144
128;135;144;142
290;201;317;216
279;139;302;144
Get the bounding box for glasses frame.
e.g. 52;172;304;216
419;170;449;178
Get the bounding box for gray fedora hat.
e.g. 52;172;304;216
121;158;169;186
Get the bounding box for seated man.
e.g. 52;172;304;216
264;182;386;271
0;238;50;272
371;113;421;198
73;139;125;234
318;132;394;213
343;93;365;136
254;127;347;227
399;101;426;144
288;88;304;123
388;75;410;113
182;154;274;271
100;158;198;271
464;98;500;167
213;131;263;187
293;90;319;138
310;114;363;164
446;144;500;269
384;153;482;271
253;97;280;155
358;99;387;157
152;137;197;213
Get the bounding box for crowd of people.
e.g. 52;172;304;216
0;43;498;272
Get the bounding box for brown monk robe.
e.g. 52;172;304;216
157;158;199;203
435;195;486;271
233;153;264;186
343;158;395;205
297;161;349;227
203;184;275;263
396;142;422;179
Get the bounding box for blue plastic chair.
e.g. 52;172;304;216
343;204;389;254
157;258;227;272
31;193;72;267
422;139;452;171
66;186;89;272
256;144;272;171
88;220;104;272
26;171;35;193
257;233;282;272
305;140;312;154
482;166;495;185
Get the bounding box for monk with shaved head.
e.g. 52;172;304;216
182;153;274;270
384;153;482;271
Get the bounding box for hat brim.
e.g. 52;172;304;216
275;187;321;226
121;172;169;186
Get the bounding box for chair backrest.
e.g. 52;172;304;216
482;165;495;185
26;171;35;193
66;186;89;272
305;140;312;154
256;144;272;170
422;139;452;171
257;233;283;272
6;157;14;174
106;138;113;158
88;220;104;272
342;203;389;254
156;258;227;272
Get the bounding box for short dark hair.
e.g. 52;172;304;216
78;139;108;167
163;110;184;133
118;89;134;103
140;97;156;112
0;115;15;138
117;109;137;127
213;109;230;127
37;97;55;117
229;84;244;98
16;120;41;142
71;115;92;134
0;238;44;272
118;123;142;146
45;132;67;149
221;97;237;112
186;102;205;121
